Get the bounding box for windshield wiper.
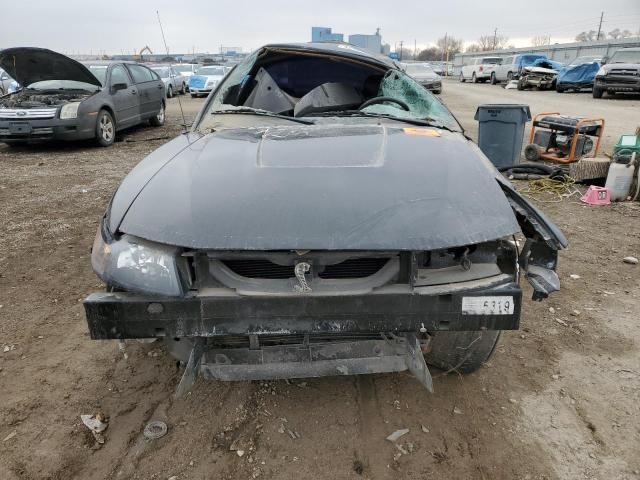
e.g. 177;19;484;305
310;110;460;132
212;108;314;125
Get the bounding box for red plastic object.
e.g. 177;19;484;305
580;186;611;205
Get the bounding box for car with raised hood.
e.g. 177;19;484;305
401;62;442;93
150;65;186;97
188;65;229;97
0;48;166;147
84;42;567;395
593;47;640;98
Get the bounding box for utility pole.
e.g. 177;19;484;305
492;28;498;50
441;32;447;62
596;11;604;40
414;39;417;59
399;40;404;61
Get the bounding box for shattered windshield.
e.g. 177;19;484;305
198;49;460;132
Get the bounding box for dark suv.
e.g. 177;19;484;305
593;47;640;98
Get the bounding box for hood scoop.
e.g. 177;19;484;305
257;124;386;168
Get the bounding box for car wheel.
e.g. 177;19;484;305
459;73;465;83
524;144;541;161
167;85;173;98
592;87;604;99
471;72;477;83
556;84;565;93
149;102;165;127
424;330;501;374
95;109;116;147
433;89;441;94
490;73;497;85
507;72;513;82
190;93;198;98
517;78;526;91
180;83;186;95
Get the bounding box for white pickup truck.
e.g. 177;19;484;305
459;56;502;83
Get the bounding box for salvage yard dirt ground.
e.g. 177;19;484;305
1;82;639;480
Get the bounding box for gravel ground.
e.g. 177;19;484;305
0;85;639;480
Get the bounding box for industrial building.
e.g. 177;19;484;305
452;37;640;73
311;27;344;43
311;27;384;54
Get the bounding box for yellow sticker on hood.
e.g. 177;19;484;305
403;127;441;137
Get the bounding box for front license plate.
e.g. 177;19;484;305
462;296;514;315
9;122;32;134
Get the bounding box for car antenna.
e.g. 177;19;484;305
156;10;189;135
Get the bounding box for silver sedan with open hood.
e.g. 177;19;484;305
0;48;166;146
84;43;567;395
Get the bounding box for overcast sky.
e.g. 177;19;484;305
1;0;639;55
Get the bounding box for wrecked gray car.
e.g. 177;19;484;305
0;48;165;147
84;43;567;394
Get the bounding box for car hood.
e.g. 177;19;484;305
109;124;521;250
0;47;101;87
412;73;440;81
602;62;640;71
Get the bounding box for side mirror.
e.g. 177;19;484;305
111;82;128;92
601;56;608;65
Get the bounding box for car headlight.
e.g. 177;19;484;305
60;102;81;119
206;80;217;88
596;66;606;77
91;226;184;296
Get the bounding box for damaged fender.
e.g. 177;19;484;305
498;177;568;300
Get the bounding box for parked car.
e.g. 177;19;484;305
172;63;198;91
556;60;601;92
84;42;567;394
517;59;563;90
150;65;186;97
188;65;229;97
460;56;502;83
401;62;442;93
593;47;640;98
0;68;15;95
0;48;165;147
491;54;547;84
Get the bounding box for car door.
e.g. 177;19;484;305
127;64;164;119
496;56;512;81
109;64;140;128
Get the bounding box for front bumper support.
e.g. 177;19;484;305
84;282;522;339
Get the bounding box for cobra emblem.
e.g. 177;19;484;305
294;262;312;293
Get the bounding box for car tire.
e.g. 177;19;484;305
507;72;513;82
433;89;441;94
471;72;477;83
149;102;165;127
95;109;116;147
180;83;186;95
524;144;541;161
556;84;565;93
167;85;173;98
490;73;497;85
592;87;604;99
424;330;501;374
191;93;197;98
517;78;526;91
459;73;465;83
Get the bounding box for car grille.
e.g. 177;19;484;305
0;127;54;136
603;76;639;85
0;108;57;119
221;257;390;279
206;332;384;348
609;68;639;76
